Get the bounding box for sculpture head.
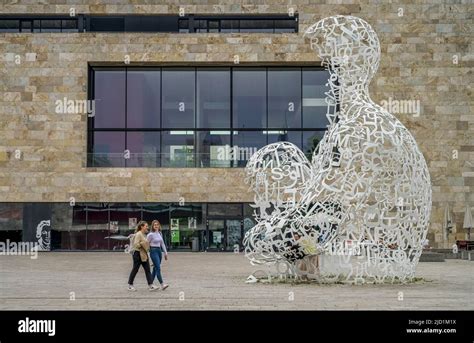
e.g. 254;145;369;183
305;15;381;88
36;219;51;250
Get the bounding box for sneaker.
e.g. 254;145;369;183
128;285;137;292
161;284;169;291
148;285;159;291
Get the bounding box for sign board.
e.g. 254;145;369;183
171;230;180;243
128;217;137;229
213;231;222;244
188;217;197;229
171;218;179;231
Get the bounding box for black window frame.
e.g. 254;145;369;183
0;15;80;33
0;14;297;33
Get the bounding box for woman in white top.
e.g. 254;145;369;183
146;220;169;290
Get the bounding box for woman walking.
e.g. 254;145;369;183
147;220;169;290
127;221;159;291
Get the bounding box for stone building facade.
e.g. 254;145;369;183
0;0;472;248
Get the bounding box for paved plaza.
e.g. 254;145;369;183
0;252;473;310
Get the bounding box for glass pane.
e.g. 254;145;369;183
127;69;160;128
226;219;242;251
50;203;85;250
196;68;230;128
161;130;195;167
268;68;301;129
90;17;125;32
196;19;207;33
109;203;141;251
0;204;22;243
94;69;126;128
232;131;266;167
303;68;330;128
86;203;109;250
126;131;160;167
274;19;296;33
220;20;239;33
239;19;274;33
178;19;189;33
33;20;41;32
208;20;219;33
243;203;256;235
20;20;32;32
41;20;61;32
196;131;231;167
267;130;302;149
303;131;325;161
141;203;170;230
61;19;78;32
0;20;19;32
233;68;266;128
208;219;225;250
162;68;195;128
71;204;87;250
92;131;125;167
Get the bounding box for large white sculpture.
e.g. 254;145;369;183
244;15;432;283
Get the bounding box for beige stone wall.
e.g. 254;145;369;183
0;1;472;247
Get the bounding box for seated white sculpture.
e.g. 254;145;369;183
244;15;432;284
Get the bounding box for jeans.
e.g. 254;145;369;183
128;251;153;286
150;247;164;284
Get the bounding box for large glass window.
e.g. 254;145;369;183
2;202;262;252
233;68;266;128
127;69;160;128
162;68;195;128
197;68;231;128
268;68;301;129
89;66;329;168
